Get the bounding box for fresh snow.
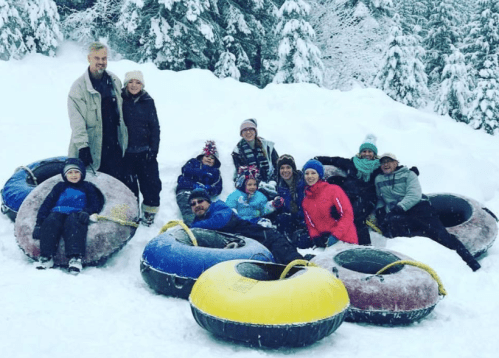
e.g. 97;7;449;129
0;42;498;358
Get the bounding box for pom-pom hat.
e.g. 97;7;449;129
302;159;324;179
197;140;220;167
359;134;378;155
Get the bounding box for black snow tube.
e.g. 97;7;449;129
427;193;498;257
14;173;139;267
313;244;444;326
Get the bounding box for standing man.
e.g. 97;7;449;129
188;188;308;264
68;42;128;180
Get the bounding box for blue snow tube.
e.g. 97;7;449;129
1;156;67;221
140;225;275;299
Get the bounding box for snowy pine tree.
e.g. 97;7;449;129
463;0;499;134
434;46;472;123
214;35;241;80
424;0;461;90
22;0;62;56
273;0;324;86
0;0;28;60
373;13;429;108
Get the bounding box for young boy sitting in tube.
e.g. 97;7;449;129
32;158;101;275
188;188;312;264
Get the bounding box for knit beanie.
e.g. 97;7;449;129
240;118;258;136
277;154;297;172
188;188;211;204
359;134;378;155
302;159;324;179
124;70;145;88
62;158;86;181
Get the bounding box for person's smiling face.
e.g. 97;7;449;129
305;169;319;186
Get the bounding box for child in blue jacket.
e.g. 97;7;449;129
225;166;283;226
176;140;222;225
32;158;101;275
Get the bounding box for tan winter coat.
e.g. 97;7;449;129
67;69;128;170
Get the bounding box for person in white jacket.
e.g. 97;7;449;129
67;42;128;180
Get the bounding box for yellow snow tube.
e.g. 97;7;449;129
189;259;349;348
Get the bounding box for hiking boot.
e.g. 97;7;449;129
68;257;82;275
141;212;155;227
35;256;54;270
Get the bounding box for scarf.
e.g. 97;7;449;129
237;139;270;182
352;156;380;182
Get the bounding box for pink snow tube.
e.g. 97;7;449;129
14;173;139;266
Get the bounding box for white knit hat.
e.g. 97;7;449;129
124;70;145;88
359;134;378;155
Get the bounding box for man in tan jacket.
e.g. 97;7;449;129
67;42;128;180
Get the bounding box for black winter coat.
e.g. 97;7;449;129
122;90;160;153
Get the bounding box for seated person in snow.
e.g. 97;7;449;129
188;188;305;264
176;140;222;226
314;134;381;246
32;158;101;275
231;118;279;199
225;166;284;227
375;153;480;272
272;154;308;243
301;159;359;248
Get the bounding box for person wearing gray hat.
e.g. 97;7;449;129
375;153;481;271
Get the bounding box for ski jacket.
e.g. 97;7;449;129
190;200;235;230
176;158;222;197
225;189;274;221
375;166;422;213
302;180;358;244
232;137;279;183
68;69;128;170
121;90;160;153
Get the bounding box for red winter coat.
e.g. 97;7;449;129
302;180;358;244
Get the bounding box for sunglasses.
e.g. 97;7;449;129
190;199;205;207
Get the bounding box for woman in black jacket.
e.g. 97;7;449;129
122;71;162;226
315;134;380;245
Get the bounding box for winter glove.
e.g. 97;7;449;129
146;149;158;162
271;196;285;209
410;166;420;176
77;211;90;225
390;205;405;215
32;225;42;240
313;234;329;248
259;181;277;192
257;218;273;228
78;147;93;166
330;206;341;220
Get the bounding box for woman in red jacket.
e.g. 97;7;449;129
301;159;358;247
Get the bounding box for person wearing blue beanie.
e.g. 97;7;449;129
302;159;325;179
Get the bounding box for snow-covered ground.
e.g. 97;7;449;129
1;43;498;358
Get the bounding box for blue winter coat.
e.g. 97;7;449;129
176;157;222;197
225;189;274;221
190;201;235;230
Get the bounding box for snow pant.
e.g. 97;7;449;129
124;152;161;207
176;189;195;226
221;215;304;264
350;197;376;246
39;212;87;258
99;129;125;182
380;200;479;269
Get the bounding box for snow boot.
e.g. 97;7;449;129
68;257;82;275
35;256;54;270
141;212;156;227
